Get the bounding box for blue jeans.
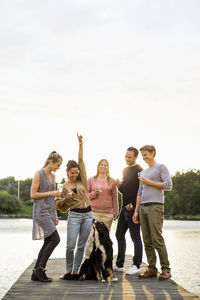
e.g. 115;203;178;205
115;206;143;268
66;211;93;273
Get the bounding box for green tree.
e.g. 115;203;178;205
0;176;32;201
0;191;23;213
165;189;182;215
191;181;200;214
0;176;16;193
165;169;200;216
20;178;32;202
173;170;199;214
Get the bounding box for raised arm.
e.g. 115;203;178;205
77;132;83;161
77;133;88;190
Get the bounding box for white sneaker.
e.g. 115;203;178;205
126;265;139;275
113;264;124;272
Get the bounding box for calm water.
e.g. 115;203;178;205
0;219;200;299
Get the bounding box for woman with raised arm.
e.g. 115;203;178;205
57;133;93;278
88;159;118;230
31;151;63;282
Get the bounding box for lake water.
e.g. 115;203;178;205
0;219;200;299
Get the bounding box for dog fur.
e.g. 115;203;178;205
63;220;116;282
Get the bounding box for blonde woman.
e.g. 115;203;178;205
31;151;62;282
88;159;118;231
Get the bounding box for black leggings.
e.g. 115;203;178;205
35;230;60;269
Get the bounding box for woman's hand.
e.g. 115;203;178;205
50;190;62;197
95;185;102;197
66;192;73;200
95;190;100;195
77;132;83;144
95;190;101;197
114;179;121;188
77;132;83;160
58;193;73;202
56;216;59;225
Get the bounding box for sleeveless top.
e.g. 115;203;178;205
32;169;56;240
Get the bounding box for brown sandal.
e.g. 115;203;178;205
159;271;171;280
138;270;157;279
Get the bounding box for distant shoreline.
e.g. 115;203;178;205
0;214;200;221
164;215;200;221
0;215;32;219
0;214;68;220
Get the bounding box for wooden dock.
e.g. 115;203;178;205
3;256;200;300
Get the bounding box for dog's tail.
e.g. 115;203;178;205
62;273;80;280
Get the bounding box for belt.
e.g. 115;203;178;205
141;202;163;206
71;205;92;213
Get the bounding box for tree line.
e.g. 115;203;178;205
164;169;200;216
0;176;32;213
0;170;199;216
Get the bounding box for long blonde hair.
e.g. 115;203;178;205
94;159;112;183
43;151;63;168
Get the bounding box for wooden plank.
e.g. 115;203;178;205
3;256;200;300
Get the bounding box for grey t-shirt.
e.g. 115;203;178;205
137;164;172;204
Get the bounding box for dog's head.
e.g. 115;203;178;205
92;219;109;237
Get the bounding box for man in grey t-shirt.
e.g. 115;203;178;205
133;145;172;280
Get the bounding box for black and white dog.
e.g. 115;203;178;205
63;219;117;282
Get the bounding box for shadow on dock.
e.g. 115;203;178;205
3;256;200;300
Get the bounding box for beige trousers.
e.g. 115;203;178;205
92;211;114;231
85;211;114;259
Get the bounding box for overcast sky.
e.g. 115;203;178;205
0;0;200;182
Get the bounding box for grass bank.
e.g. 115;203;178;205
0;203;68;219
0;204;33;218
165;214;200;221
1;211;200;221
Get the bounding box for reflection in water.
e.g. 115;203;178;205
0;219;200;299
164;230;200;294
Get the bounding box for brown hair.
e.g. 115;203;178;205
94;159;112;183
43;151;63;168
127;147;139;157
140;145;156;156
66;160;81;181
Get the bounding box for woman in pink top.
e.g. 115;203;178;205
88;159;118;230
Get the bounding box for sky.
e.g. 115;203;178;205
0;0;200;183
